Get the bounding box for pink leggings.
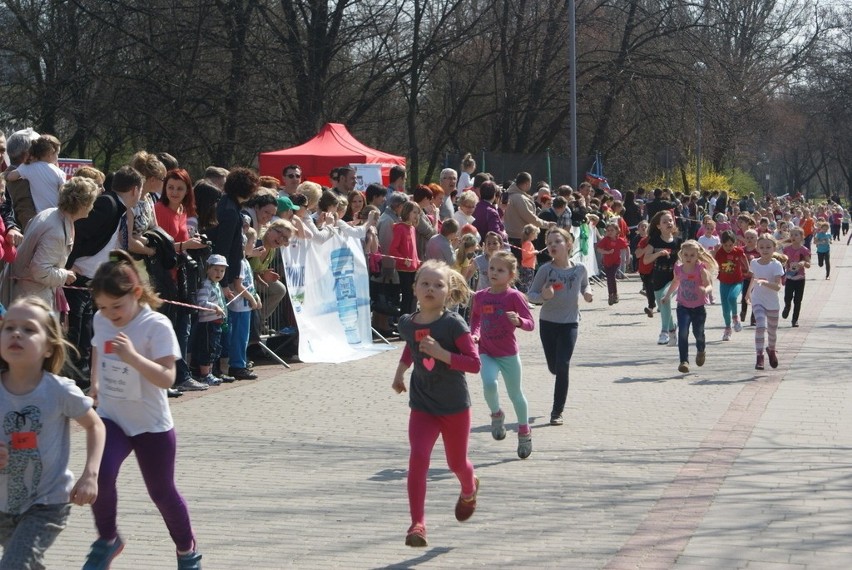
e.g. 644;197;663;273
408;408;476;527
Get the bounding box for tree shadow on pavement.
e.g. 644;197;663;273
370;458;515;483
372;546;453;569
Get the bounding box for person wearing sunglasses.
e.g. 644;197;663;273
280;164;302;196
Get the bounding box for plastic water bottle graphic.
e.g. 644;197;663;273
330;248;361;344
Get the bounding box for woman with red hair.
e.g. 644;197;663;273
154;168;209;392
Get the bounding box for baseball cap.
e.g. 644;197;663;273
207;254;228;267
277;195;301;214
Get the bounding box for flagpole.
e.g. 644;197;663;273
568;0;578;189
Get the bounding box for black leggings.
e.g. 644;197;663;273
783;279;805;323
539;320;579;418
640;273;656;309
817;251;830;277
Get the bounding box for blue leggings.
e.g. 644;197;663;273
480;354;528;427
719;282;743;327
654;282;675;332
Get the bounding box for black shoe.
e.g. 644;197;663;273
218;374;236;383
167;387;184;398
229;367;258;380
782;306;790;319
791;321;799;328
740;308;747;322
550;414;564;426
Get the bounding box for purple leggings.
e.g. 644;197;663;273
91;419;195;552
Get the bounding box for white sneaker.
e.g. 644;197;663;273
668;329;678;346
733;318;742;332
657;332;669;345
722;328;731;341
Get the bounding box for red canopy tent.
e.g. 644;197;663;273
258;123;406;186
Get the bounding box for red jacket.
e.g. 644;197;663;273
0;216;17;263
390;222;420;272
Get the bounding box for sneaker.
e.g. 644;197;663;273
678;362;689;373
550;414;563;426
740;308;747;322
782;305;790;319
491;411;506;440
657;332;669;345
733;318;742;333
198;373;222;387
176;378;208;392
405;524;428;547
791;321;799;328
167;387;184;398
766;348;778;369
82;536;125;570
755;354;765;370
228;367;258;380
696;351;706;367
454;475;479;521
668;329;677;347
644;307;654;318
177;551;203;570
750;315;756;327
517;432;532;459
218;373;236;383
722;328;732;341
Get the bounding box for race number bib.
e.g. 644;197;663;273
100;360;142;401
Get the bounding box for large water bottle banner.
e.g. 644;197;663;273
280;232;396;363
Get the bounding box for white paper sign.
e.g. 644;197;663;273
100;360;142;401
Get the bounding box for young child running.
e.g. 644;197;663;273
469;251;535;459
634;220;656;317
644;211;683;346
715;231;749;340
84;250;202;569
392;260;481;548
746;235;786;370
474;232;504;291
813;221;832;280
528;228;593;426
781;227;810;328
740;229;760;326
0;297;105;569
596;221;629;305
662;241;716;373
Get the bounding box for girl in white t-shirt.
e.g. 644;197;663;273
745;235;787;371
83;250;202;569
0;297;105;569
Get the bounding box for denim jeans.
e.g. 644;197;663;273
676;305;706;363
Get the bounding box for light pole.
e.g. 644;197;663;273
694;61;706;194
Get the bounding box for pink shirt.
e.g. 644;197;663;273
469;288;534;357
675;262;707;308
782;245;810;281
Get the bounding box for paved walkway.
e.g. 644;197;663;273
46;244;851;569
